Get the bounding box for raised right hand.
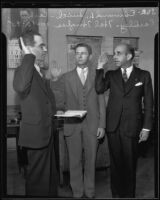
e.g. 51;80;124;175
97;52;108;69
19;37;35;56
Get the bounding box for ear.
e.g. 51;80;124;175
89;54;92;60
127;53;132;61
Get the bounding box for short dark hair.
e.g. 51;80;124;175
74;43;92;55
120;43;135;60
19;31;41;50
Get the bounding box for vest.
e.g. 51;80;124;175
76;74;89;111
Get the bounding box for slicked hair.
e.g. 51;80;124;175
74;43;92;55
120;43;135;60
19;31;41;50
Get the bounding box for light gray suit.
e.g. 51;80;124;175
54;64;106;197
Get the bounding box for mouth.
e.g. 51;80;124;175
114;60;120;64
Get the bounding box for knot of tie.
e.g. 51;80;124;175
122;68;128;82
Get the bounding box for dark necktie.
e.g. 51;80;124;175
122;68;128;82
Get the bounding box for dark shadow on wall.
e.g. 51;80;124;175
154;32;159;198
1;32;7;196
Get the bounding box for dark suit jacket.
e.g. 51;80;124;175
55;65;106;137
13;54;56;148
95;66;154;137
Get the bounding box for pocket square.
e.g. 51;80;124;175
135;82;143;86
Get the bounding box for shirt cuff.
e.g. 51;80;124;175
142;128;150;131
97;65;104;69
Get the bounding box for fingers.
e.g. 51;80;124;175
138;134;148;143
97;128;105;139
19;37;35;55
20;37;31;54
20;37;25;50
98;52;108;68
56;110;64;115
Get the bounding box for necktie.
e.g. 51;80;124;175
80;68;86;85
122;68;128;82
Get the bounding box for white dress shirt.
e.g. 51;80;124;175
34;64;43;77
76;66;88;83
121;65;133;79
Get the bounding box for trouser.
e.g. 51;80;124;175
107;127;139;198
25;131;58;197
65;129;98;198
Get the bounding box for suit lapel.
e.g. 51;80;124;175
69;69;79;99
34;69;49;97
69;65;95;99
85;66;95;95
124;66;140;94
113;68;124;92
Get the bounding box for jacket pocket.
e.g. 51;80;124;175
22;114;41;124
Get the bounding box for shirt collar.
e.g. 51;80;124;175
76;66;88;72
121;65;133;73
34;64;43;77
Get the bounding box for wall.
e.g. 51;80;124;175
5;7;159;105
47;7;158;79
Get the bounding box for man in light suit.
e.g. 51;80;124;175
13;31;58;196
95;43;154;197
52;43;106;198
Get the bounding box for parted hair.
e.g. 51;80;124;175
74;43;92;55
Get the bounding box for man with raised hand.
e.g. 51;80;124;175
13;31;58;197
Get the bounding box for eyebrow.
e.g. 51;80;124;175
114;51;122;54
39;43;45;47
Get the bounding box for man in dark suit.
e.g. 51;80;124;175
13;32;58;196
95;43;154;198
51;43;106;198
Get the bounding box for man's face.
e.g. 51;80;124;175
113;44;131;68
31;35;47;67
20;10;30;24
75;46;91;67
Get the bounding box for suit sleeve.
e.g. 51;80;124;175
98;94;106;128
95;69;110;94
143;71;154;130
13;54;35;95
50;74;66;111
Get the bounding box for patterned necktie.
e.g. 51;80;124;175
122;68;128;82
80;68;86;85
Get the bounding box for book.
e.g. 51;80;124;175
54;110;87;118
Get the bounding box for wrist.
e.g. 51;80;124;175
97;64;104;69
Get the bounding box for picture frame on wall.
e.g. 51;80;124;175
3;8;48;69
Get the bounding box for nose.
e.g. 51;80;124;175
43;46;47;52
113;54;117;59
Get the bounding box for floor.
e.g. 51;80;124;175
6;138;155;198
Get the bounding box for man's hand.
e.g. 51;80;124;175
56;110;64;115
97;128;105;139
19;37;35;56
97;52;108;69
50;60;62;81
139;129;150;143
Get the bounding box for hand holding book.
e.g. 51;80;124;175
55;110;87;118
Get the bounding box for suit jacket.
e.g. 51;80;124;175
56;64;106;136
13;54;56;148
95;66;154;137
